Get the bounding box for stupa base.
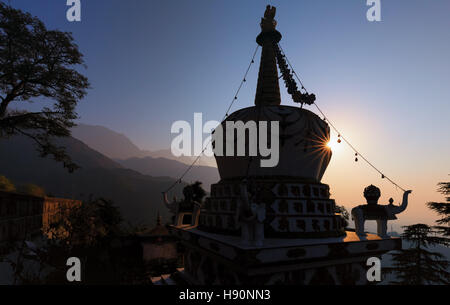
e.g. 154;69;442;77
199;179;345;238
169;226;401;285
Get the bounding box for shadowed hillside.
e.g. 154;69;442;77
71;124;144;160
116;157;220;191
72;124;217;167
0;135;185;226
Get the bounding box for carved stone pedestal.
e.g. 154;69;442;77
170;227;401;285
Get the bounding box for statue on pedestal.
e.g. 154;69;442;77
238;181;266;246
163;192;182;225
163;182;206;227
351;185;412;237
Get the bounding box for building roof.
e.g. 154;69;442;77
146;224;170;237
138;212;170;237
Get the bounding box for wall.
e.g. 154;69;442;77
0;191;81;244
0;191;43;244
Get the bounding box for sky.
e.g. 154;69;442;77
7;0;450;230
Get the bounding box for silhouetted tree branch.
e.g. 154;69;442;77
0;3;90;172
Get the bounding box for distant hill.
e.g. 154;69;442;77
0;135;185;226
72;123;217;167
116;156;220;191
71;124;145;160
146;148;217;168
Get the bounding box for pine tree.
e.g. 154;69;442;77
427;182;450;243
385;224;450;285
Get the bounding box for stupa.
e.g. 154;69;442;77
168;5;402;285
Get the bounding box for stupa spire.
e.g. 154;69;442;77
254;5;282;106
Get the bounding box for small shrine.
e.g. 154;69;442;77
138;213;180;276
165;5;408;285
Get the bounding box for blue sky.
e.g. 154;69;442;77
9;0;450;149
7;0;450;225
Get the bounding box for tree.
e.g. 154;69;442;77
427;181;450;242
335;205;349;228
0;3;89;172
385;224;450;285
0;174;15;192
41;198;148;284
2;197;149;284
45;198;123;249
183;181;207;203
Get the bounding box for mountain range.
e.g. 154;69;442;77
72;124;220;189
0;134;186;226
0;123;221;225
71;124;217;167
116;157;219;191
2;125;449;273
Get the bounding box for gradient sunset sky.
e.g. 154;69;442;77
9;0;450;230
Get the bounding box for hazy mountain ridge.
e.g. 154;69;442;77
0;123;221;225
72;123;217;167
116;156;220;191
146;148;217;168
71;124;145;160
0;135;185;225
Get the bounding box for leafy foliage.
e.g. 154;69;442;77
2;198;149;284
0;3;89;172
385;224;450;285
183;181;206;203
335;205;349;228
18;183;45;197
44;197;123;248
0;174;15;192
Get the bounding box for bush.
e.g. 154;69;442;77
19;184;46;197
0;175;16;192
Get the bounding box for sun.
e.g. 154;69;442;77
326;136;341;152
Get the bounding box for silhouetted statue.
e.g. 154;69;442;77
351;185;412;237
238;181;265;246
163;182;206;227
